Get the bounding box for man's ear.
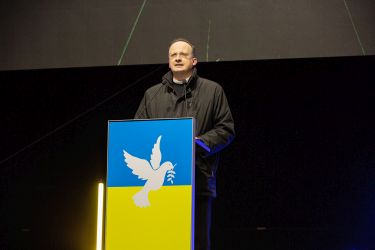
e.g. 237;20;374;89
192;57;198;66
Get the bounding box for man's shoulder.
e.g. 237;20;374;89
145;83;164;95
197;77;223;91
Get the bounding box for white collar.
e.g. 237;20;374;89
173;76;190;84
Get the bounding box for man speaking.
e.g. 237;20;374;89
135;38;235;250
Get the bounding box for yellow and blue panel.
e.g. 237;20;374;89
106;118;195;250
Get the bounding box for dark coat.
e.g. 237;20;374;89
135;68;235;196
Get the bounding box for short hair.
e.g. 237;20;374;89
169;38;196;57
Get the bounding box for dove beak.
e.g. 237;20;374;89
173;163;177;169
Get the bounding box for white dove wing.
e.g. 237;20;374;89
150;135;162;170
123;150;153;180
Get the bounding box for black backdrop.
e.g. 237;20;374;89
1;56;375;249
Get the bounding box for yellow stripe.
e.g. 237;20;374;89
105;186;192;250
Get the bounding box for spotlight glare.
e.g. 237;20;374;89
96;183;104;250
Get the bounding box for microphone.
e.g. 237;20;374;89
182;80;189;117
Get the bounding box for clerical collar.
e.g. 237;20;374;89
173;76;190;84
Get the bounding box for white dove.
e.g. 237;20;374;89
123;135;176;207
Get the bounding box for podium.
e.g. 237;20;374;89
105;118;195;250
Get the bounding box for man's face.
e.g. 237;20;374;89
168;41;197;76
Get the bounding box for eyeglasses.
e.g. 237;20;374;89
169;52;193;59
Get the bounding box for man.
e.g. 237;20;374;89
135;38;235;250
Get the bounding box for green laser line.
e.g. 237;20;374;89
343;0;366;55
117;0;148;65
206;19;211;62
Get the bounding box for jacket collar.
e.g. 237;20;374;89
162;68;198;90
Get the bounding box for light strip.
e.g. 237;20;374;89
96;183;104;250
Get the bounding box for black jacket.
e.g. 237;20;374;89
135;68;235;197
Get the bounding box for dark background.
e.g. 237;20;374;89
1;56;375;249
1;1;375;249
1;0;375;70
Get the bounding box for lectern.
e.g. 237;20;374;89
105;118;195;250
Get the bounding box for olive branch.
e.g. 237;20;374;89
166;164;177;184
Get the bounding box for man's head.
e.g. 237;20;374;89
168;38;197;80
